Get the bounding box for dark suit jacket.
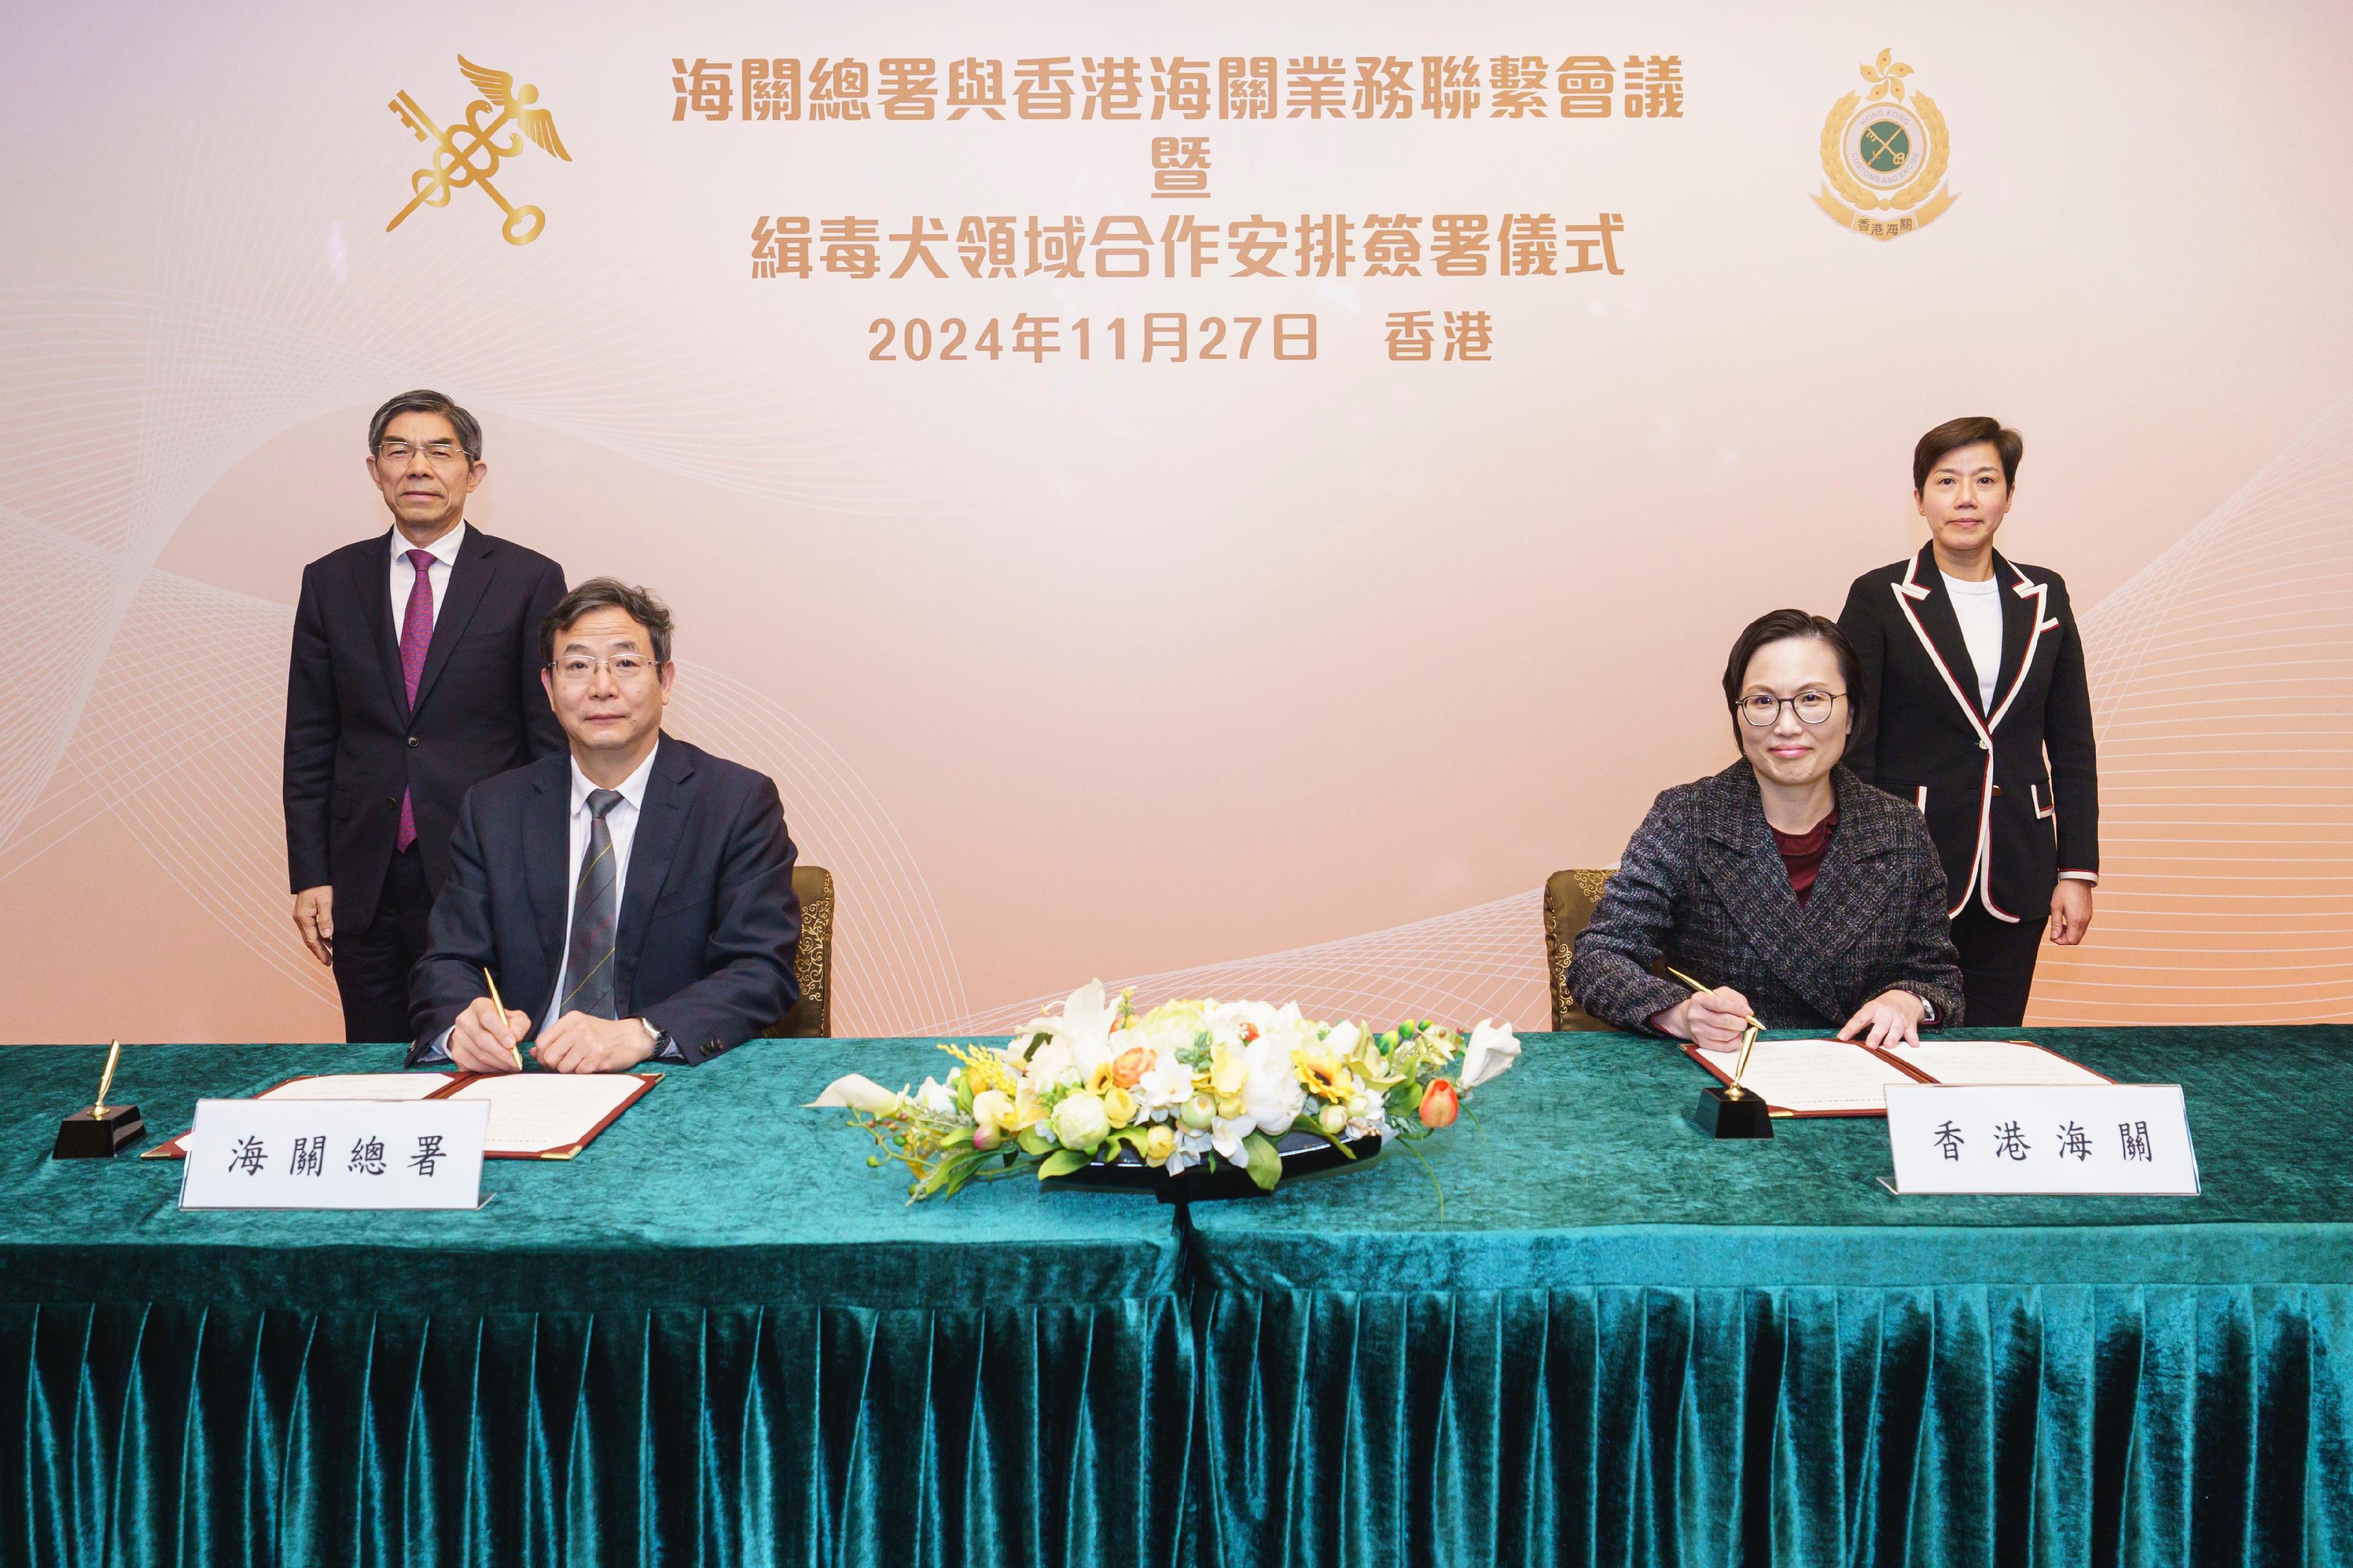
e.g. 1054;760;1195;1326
284;526;567;933
1567;763;1965;1033
407;736;802;1065
1838;543;2099;923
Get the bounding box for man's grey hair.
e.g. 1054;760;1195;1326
368;389;485;462
541;578;675;665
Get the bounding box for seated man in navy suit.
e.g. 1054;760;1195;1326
409;578;801;1072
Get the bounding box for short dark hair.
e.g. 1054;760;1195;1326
1721;609;1862;742
1912;415;2022;493
368;389;484;462
541;578;675;666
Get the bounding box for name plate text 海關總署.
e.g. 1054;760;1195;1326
178;1098;489;1209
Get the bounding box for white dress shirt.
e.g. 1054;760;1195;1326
1940;569;2004;712
426;740;680;1062
391;519;466;639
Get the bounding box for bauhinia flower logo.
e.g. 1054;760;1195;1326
1811;48;1957;242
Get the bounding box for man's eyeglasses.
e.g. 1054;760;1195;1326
1738;690;1845;727
548;655;661;686
374;441;470;466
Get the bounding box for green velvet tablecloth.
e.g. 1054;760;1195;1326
0;1040;1190;1568
1187;1026;2353;1568
3;1029;2349;1567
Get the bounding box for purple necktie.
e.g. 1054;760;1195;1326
395;547;436;852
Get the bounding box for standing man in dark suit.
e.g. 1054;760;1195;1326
284;390;568;1042
409;579;801;1072
1837;416;2101;1026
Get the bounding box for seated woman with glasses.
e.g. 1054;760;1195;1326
1567;609;1965;1049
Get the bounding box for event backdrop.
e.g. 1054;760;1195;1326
4;1;2351;1042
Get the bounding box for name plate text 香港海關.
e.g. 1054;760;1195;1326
1883;1083;2199;1196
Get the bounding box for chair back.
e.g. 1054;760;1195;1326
1542;868;1618;1031
770;865;835;1037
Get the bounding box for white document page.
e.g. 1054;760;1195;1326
1888;1040;2110;1087
258;1073;457;1102
1708;1039;1922;1114
446;1073;645;1154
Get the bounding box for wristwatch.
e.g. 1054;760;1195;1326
636;1017;682;1062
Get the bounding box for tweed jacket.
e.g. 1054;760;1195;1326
1568;763;1966;1034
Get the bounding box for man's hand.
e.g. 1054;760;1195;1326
2049;880;2094;946
1651;986;1755;1052
534;1013;658;1075
292;886;335;966
1838;989;1927;1050
449;996;531;1074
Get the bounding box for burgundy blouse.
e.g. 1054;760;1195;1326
1769;810;1838;907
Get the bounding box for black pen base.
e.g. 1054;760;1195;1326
54;1105;144;1159
1690;1086;1773;1140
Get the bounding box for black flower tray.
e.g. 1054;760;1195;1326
1061;1129;1384;1203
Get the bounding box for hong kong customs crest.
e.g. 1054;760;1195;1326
1813;50;1956;241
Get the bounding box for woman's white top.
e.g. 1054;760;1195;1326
1941;569;2004;711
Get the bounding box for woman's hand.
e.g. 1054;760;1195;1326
2049;880;2094;946
1651;986;1755;1052
1838;989;1926;1049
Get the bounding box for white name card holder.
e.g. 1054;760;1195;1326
178;1099;491;1210
1882;1083;2200;1196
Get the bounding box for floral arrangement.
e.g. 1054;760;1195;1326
813;982;1520;1201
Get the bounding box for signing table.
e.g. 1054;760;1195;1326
1187;1026;2353;1568
0;1040;1188;1568
2;1029;2349;1567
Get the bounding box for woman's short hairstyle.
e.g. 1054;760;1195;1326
1912;415;2022;493
1721;609;1862;742
368;389;484;462
541;578;675;666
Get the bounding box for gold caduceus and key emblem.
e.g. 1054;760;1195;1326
388;56;569;246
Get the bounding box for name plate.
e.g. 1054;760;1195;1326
1883;1084;2199;1196
179;1099;488;1210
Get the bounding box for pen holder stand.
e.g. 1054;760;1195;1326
1690;1086;1773;1140
54;1105;144;1159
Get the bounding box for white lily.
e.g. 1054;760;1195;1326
1459;1020;1522;1090
808;1074;906;1115
1024;980;1121;1086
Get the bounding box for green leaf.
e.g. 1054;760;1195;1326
1241;1133;1284;1192
1038;1149;1091;1181
1017;1127;1055;1156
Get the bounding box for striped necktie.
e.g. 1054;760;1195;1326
560;788;626;1019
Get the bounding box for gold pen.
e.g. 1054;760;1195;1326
92;1039;121;1118
482;968;524;1071
1666;966;1765;1099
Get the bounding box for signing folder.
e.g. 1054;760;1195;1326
1683;1037;2109;1117
146;1072;658;1160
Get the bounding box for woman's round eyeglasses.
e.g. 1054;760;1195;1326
1738;690;1845;727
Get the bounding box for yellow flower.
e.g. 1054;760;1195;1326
1002;1085;1045;1132
1101;1085;1139;1127
1210;1044;1248;1097
939;1042;1016;1098
1144;1125;1176;1164
1292;1048;1357;1102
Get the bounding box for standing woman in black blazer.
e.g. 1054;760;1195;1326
1837;416;2099;1026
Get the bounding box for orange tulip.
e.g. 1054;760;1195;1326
1112;1047;1151;1090
1418;1077;1459;1129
